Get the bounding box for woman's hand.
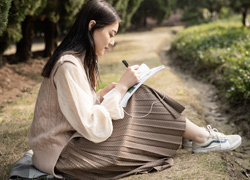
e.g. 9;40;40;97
99;82;117;102
115;65;140;96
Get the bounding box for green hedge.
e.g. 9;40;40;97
171;16;250;105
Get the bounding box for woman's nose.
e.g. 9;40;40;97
109;38;115;47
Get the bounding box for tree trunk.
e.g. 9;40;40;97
0;54;3;67
242;8;249;27
16;15;34;62
143;9;147;27
43;18;59;57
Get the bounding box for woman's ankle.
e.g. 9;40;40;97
194;130;210;144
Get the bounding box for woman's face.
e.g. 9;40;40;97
93;22;119;56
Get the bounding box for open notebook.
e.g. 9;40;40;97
103;63;165;107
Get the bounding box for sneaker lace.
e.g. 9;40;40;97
207;125;226;144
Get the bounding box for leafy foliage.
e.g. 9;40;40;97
121;0;142;31
132;0;174;27
171;16;250;105
105;0;142;32
177;0;232;26
229;0;250;12
0;0;142;58
0;0;11;36
228;0;250;27
59;0;86;30
0;0;47;54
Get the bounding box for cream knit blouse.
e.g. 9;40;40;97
29;55;124;177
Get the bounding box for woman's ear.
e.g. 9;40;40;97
88;20;96;31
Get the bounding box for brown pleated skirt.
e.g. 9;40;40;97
55;85;186;180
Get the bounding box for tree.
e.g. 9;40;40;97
59;0;87;31
120;0;143;32
0;0;11;64
106;0;142;32
15;0;47;62
0;0;47;62
132;0;175;28
0;1;23;57
202;0;226;20
229;0;250;27
0;0;144;63
42;0;86;57
0;0;11;36
175;0;204;22
175;0;229;24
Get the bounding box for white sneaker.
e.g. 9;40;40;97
192;125;242;154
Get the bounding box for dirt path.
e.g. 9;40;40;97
0;26;248;179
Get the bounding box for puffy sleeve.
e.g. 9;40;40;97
101;88;124;120
54;62;124;143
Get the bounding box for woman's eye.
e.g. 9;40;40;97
110;34;114;38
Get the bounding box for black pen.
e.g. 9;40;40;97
122;60;129;68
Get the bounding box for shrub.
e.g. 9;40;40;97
171;16;250;105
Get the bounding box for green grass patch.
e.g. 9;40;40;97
0;89;37;179
171;16;250;105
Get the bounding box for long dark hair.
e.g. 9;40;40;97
41;0;121;90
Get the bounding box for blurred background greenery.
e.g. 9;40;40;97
0;0;249;62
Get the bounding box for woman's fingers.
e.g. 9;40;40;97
115;65;140;96
119;65;140;88
130;64;139;70
102;82;117;94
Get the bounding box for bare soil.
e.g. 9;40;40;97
0;26;248;179
0;56;47;108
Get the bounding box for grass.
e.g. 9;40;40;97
0;86;38;179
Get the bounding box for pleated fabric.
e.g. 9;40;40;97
55;85;186;180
